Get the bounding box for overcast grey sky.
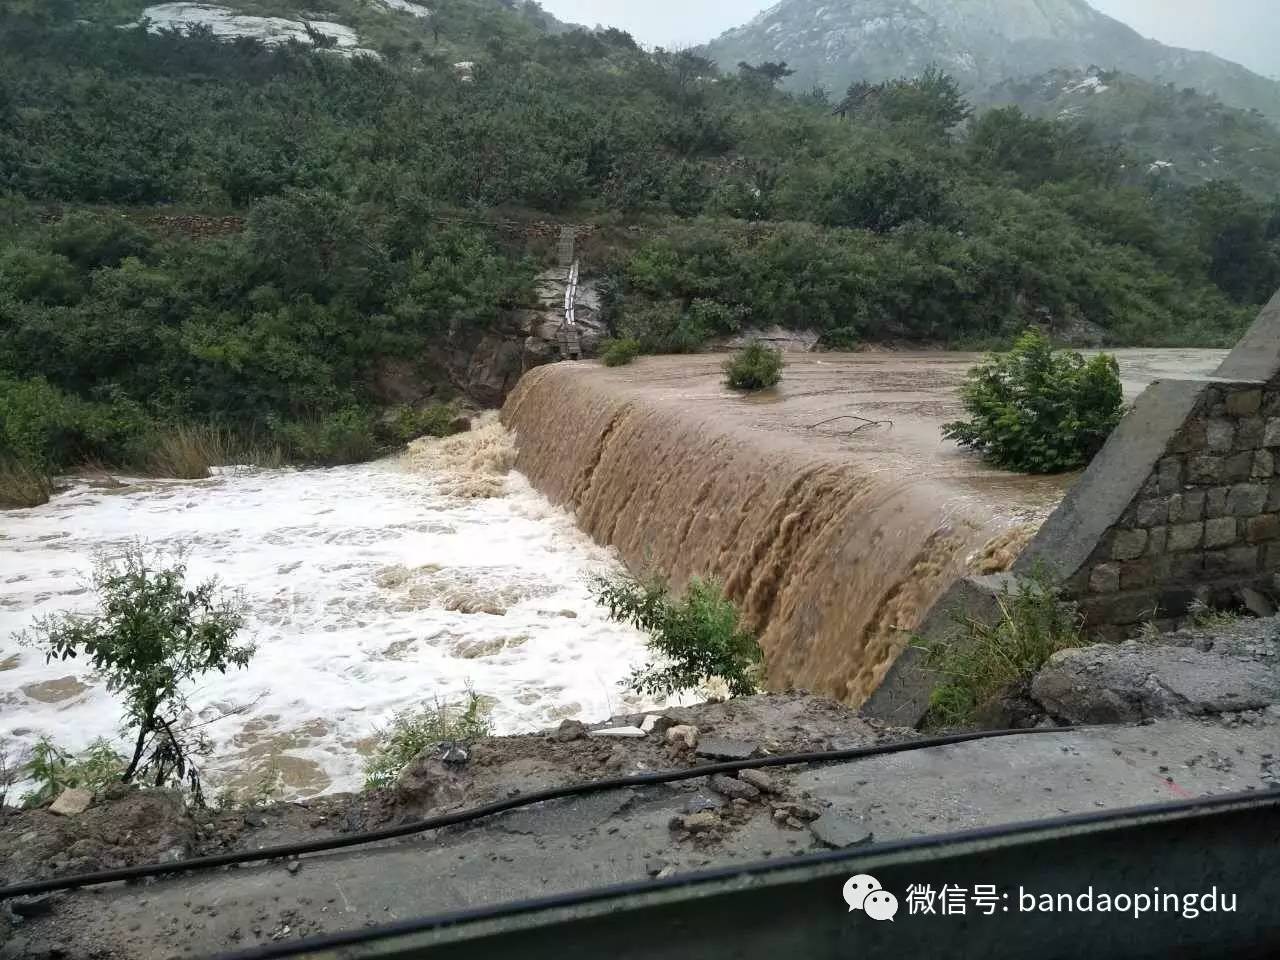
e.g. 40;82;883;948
538;0;1278;77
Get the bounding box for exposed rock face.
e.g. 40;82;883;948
446;270;609;407
704;0;1280;122
708;326;820;353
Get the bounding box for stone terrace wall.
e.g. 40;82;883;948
1063;380;1280;636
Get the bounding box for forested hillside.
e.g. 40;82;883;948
1;0;1277;498
979;68;1280;199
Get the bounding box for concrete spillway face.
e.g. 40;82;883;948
501;356;1061;713
864;289;1280;728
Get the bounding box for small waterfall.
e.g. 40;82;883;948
502;357;1063;706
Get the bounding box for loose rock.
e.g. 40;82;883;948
677;811;720;834
737;769;779;794
553;719;587;742
48;789;94;817
685;793;725;814
809;811;874;850
587;726;646;739
1032;641;1280;724
695;737;757;761
665;725;699;751
709;774;761;801
8;895;56;919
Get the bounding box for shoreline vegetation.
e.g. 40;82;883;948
0;404;468;509
2;2;1277;504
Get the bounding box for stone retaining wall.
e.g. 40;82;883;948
1063;380;1280;636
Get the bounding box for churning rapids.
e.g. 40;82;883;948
0;350;1227;801
0;417;671;799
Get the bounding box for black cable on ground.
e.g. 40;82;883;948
212;788;1280;960
0;726;1069;901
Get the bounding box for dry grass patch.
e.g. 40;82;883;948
0;458;53;509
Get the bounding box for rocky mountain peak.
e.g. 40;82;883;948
705;0;1280;122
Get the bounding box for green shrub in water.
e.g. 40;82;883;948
723;342;784;392
942;328;1124;473
601;337;641;367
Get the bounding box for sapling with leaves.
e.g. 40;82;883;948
590;571;762;698
21;544;253;805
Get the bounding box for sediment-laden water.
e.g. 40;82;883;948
0;417;666;799
503;350;1226;707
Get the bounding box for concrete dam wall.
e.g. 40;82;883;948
501;350;1223;707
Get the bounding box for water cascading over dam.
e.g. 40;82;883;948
502;351;1225;706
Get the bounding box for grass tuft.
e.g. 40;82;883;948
145;424;287;478
145;424;232;479
362;691;492;791
921;572;1084;729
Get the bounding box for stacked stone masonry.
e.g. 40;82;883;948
1070;383;1280;636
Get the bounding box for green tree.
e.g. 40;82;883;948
1186;180;1280;303
737;60;795;90
21;545;253;803
838;66;971;136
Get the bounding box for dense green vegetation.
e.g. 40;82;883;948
0;198;534;479
724;342;784;392
943;330;1126;474
590;572;763;698
1;1;1278;498
983;69;1280;200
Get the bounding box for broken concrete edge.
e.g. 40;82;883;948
1013;378;1210;583
859;572;1022;728
1214;288;1280;383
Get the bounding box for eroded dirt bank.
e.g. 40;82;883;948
4;661;1277;959
502;350;1225;705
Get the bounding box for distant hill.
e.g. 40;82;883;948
980;67;1280;198
703;0;1280;123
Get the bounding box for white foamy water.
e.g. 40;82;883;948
0;454;668;798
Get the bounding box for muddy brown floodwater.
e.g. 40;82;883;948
503;349;1226;707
